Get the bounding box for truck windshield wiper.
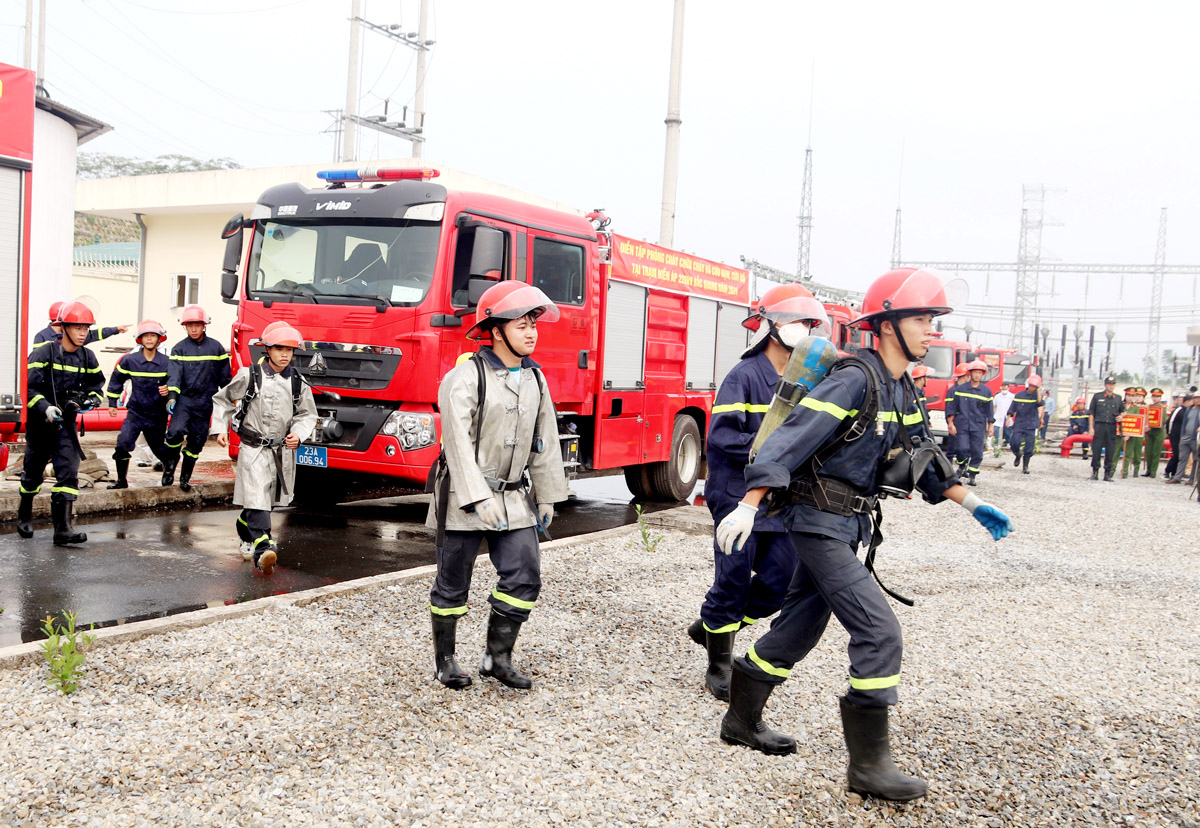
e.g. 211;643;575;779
307;292;393;309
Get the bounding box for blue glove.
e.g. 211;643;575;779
961;493;1013;541
167;399;176;415
537;503;554;531
715;502;757;555
474;496;507;531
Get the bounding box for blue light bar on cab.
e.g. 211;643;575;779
317;167;440;182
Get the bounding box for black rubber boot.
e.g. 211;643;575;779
1104;470;1115;482
840;696;927;801
178;455;197;492
1012;452;1020;467
967;472;978;487
687;617;705;647
720;665;796;755
1090;468;1099;480
16;492;35;539
704;630;735;702
432;615;472;690
161;450;178;486
1021;457;1030;475
480;609;531;689
107;457;129;489
52;501;87;546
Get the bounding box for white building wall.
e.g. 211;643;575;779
28;110;78;349
69;269;139;378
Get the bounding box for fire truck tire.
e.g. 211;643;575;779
646;415;702;502
624;464;654;500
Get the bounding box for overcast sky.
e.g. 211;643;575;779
3;0;1199;377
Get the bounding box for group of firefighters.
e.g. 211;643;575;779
16;300;314;575
15;268;1018;803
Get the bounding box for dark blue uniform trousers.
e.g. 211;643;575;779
736;532;902;708
431;527;541;623
20;421;82;503
701;531;796;632
166;399;213;459
957;427;986;473
114;412;168;462
1010;426;1036;460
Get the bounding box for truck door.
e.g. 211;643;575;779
525;233;593;408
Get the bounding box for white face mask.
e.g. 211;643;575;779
777;321;811;350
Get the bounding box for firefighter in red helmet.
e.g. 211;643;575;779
425;281;569;691
32;300;128;346
103;320;171;490
946;359;993;485
162;305;231;491
714;267;1012;801
684;284;829;701
16;302;107;544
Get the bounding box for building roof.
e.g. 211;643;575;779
36;94;111;146
73;241;139;268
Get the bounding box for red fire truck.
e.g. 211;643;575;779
0;63;35;466
920;337;1009;440
218;167;754;502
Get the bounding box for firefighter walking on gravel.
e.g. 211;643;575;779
687;284;828;701
16;302;106;545
426;281;568;691
211;322;317;575
946;359;993;485
713;268;1013;802
1007;374;1044;475
162;305;231;491
104;320;171;490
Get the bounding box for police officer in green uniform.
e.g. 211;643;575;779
1143;388;1167;478
1087;375;1123;481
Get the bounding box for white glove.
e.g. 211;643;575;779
715;502;758;555
537;503;554;531
45;406;62;424
474;496;507;531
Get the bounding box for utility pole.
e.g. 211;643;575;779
796;147;812;280
343;0;362;162
891;208;902;269
412;0;429;159
34;0;45;93
23;0;33;70
659;0;685;248
1145;207;1166;382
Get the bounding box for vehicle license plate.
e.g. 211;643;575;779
297;445;328;467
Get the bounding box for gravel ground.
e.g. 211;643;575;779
1;454;1197;827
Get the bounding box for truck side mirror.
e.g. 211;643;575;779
468;225;504;277
221;213;245;240
220;213;245;301
466;274;498;306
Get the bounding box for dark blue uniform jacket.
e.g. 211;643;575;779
706;352;787;531
1009;389;1043;431
106;350;169;425
26;341;106;422
947;382;994;431
745;349;959;547
167;335;231;404
33;325;120;346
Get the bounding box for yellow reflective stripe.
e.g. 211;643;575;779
27;361;48;369
491;588;535;610
849;673;900;691
956;392;992;402
237;516;248;527
27;395;44;408
50;486;79;496
47;363;101;374
19;483;42;494
167;386;181;393
703;620;740;634
967;466;981;472
747;644;791;679
166;439;184;448
183;449;201;459
117;365;167;377
741;616;758;626
105;391;122;398
170;354;230;361
712;403;771;414
430;604;469;617
251;533;271;549
877;411;924;425
798;397;858;421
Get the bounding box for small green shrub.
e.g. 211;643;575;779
633;503;662;554
41;611;95;695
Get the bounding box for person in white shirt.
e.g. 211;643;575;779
992;385;1016;450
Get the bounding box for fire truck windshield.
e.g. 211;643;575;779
922;343;955;379
247;220;440;306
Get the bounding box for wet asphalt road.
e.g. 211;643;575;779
0;477;703;647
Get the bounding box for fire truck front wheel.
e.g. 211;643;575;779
645;414;702;502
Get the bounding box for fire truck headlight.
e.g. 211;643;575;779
382;411;435;448
400;433;416;450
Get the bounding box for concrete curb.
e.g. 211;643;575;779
0;480;234;523
0;520;643;670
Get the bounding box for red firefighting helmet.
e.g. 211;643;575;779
48;300;67;323
910;365;931;380
254;321;306;349
56;301;95;326
466;281;559;340
850;267;965;331
1026;374;1042;388
135;320;167;343
744;283;817;331
1074;396;1086;407
180;305;211;325
953;363;971;378
968;359;988;374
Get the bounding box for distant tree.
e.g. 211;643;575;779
1161;349;1179;377
77;153;241;179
